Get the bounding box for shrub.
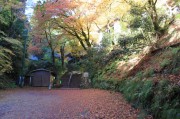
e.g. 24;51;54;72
170;47;180;74
151;80;180;119
171;47;180;55
92;79;117;90
160;59;171;68
135;71;143;79
172;67;180;75
143;68;155;77
0;76;17;89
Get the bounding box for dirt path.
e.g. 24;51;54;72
0;87;138;119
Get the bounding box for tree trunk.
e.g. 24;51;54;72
85;38;91;48
79;39;87;51
148;0;160;32
60;45;65;68
51;50;55;65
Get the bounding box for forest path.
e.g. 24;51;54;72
0;87;138;119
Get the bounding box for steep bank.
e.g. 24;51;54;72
92;19;180;119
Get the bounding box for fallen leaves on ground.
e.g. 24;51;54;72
0;88;139;119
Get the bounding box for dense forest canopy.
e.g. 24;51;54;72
30;0;178;49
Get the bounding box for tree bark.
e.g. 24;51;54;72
147;0;160;32
60;45;65;68
51;50;55;65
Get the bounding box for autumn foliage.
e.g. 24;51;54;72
29;0;134;53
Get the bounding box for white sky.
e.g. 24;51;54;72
25;0;45;21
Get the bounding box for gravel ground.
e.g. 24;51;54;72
0;87;138;119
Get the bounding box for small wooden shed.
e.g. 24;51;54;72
30;69;53;87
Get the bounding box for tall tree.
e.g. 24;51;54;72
43;0;98;51
30;3;64;65
0;0;25;77
30;20;58;65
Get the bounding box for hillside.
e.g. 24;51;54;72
92;19;180;119
98;19;180;84
129;20;180;82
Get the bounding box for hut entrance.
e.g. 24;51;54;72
61;71;82;88
31;69;52;87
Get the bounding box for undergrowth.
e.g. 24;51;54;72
93;78;180;119
0;76;17;89
92;46;180;118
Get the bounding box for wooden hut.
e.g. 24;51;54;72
30;69;53;87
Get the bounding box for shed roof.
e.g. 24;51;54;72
30;68;51;73
25;69;56;76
